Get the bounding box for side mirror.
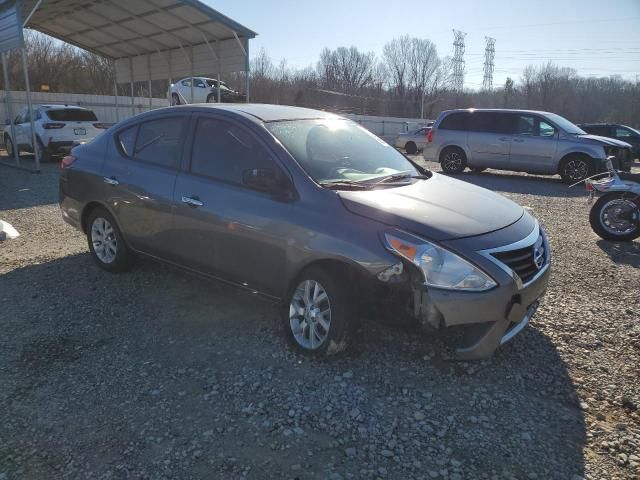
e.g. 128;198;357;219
242;168;293;198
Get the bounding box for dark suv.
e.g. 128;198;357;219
578;123;640;160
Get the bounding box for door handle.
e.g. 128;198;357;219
498;137;510;142
103;176;119;186
181;195;204;207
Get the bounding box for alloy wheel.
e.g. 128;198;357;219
599;198;639;236
91;217;118;264
564;159;589;181
443;152;462;171
289;280;331;350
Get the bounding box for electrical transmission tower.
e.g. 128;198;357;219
483;37;496;91
452;30;467;93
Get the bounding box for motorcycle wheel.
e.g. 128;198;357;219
589;192;640;242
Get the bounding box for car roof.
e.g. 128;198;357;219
187;103;342;122
39;104;89;111
442;108;553;116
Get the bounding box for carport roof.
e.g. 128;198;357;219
19;0;257;60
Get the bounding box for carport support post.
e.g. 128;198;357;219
147;54;152;111
114;63;119;122
245;39;250;103
129;58;135;117
190;47;194;104
2;52;19;166
21;47;39;172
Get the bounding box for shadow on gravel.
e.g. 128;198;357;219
0;158;59;211
0;253;586;478
596;239;640;267
445;170;587;198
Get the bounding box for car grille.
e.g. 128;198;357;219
492;234;547;284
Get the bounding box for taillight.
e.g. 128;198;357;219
60;155;76;169
93;123;111;129
427;129;434;143
43;123;65;129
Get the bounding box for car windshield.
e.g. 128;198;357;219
267;119;421;184
46;108;98;122
543;113;586;135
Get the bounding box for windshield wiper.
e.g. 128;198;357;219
371;172;430;184
319;180;374;190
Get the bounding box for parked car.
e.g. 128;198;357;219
169;77;245;105
394;123;433;154
577;123;640;160
60;104;550;360
422;109;634;182
3;105;109;161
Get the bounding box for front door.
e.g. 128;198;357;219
172;114;292;297
508;114;558;173
102;114;189;258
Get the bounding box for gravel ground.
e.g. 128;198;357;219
1;156;639;480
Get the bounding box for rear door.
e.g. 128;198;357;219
102;113;189;258
467;112;512;169
172;114;292;296
508;114;558;173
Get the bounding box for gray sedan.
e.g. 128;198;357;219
60;104;549;359
394;124;433;154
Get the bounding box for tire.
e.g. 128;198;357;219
283;266;355;357
171;93;180;106
589;192;640;242
4;135;15;158
35;138;50;163
559;154;592;183
470;166;486;173
439;147;467;174
86;207;134;272
405;141;417;155
206;93;217;103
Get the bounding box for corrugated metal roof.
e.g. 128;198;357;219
19;0;256;60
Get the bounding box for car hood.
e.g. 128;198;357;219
337;173;524;241
577;134;632;148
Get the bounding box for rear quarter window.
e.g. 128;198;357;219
439;112;470;131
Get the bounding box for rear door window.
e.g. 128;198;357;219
46;109;98;122
439;112;470;131
134;117;188;168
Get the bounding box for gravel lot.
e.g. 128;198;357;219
1;156;639;480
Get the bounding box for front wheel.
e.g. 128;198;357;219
589;192;640;242
284;266;354;356
560;155;591;183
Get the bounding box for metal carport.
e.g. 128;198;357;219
1;0;256;171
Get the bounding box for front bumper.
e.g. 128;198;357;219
408;221;550;360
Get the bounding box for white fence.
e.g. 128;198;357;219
0;90;429;143
0;90;167;124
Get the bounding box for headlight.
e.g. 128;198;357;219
383;232;497;292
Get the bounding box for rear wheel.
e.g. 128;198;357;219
405;141;417;155
559;155;591;183
171;93;180;105
86;207;134;272
284;266;354;356
4;135;15;158
439;147;467;174
590;192;640;241
35;138;50;163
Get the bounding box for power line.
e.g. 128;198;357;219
452;29;467;92
482;36;496;91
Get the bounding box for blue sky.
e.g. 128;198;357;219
206;0;640;90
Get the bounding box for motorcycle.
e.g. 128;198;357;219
582;156;640;242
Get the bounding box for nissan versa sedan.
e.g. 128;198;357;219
60;104;550;360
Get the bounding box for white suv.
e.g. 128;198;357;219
3;105;109;161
